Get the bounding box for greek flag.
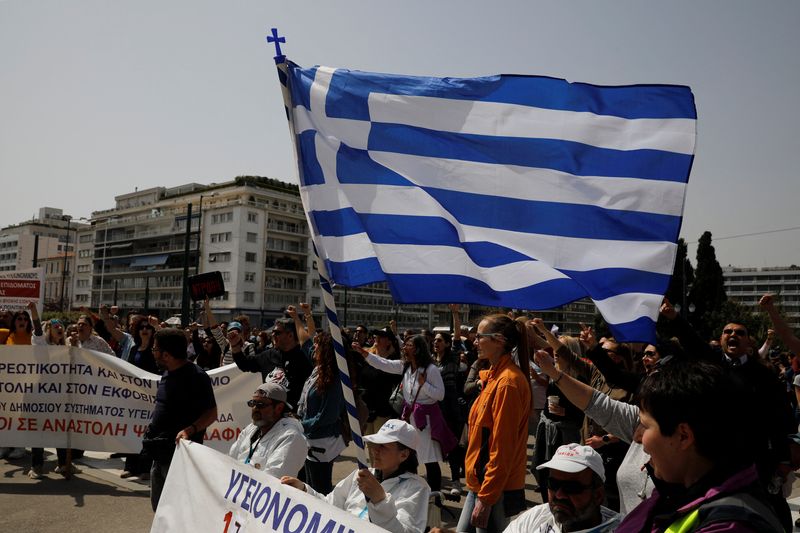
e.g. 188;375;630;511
277;60;696;342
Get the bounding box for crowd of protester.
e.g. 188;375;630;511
3;293;800;532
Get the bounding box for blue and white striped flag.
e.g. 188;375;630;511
279;60;696;342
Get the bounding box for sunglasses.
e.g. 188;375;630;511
246;400;274;409
547;477;595;495
723;328;747;336
475;332;504;340
643;350;657;357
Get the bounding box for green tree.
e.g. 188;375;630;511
688;231;727;339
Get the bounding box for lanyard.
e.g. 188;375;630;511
245;429;265;465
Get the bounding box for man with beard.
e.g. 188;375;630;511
146;328;217;511
506;443;619;532
228;382;307;477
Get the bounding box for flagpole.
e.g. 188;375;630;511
269;29;369;469
313;246;369;469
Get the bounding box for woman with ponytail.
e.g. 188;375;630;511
458;314;532;533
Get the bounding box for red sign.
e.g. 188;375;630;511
0;280;41;299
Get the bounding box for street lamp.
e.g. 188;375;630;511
60;215;72;311
195;192;216;276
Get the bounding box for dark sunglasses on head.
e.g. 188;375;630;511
547;477;594;495
246;400;273;409
723;328;747;336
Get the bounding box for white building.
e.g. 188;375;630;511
723;266;800;330
75;177;311;327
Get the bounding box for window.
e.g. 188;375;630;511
312;279;320;288
77;264;91;273
211;212;233;224
246;232;258;243
210;232;232;243
79;234;93;243
209;252;231;263
212;291;229;301
244;292;255;303
79;250;93;258
245;252;257;263
76;280;89;288
245;272;255;282
248;212;258;223
221;271;231;282
76;294;89;303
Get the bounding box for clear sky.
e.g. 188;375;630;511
1;0;798;268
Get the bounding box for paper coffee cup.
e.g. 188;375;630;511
547;395;560;408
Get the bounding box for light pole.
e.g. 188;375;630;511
98;222;109;306
195;192;216;276
60;215;72;311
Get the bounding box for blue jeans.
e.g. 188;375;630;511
456;491;510;533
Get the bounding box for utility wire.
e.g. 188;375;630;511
685;225;800;244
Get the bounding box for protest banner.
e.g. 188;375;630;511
152;441;385;533
0;268;44;310
0;346;260;453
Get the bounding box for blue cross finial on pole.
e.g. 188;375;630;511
267;28;286;62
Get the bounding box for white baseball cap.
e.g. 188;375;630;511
536;443;605;482
255;382;292;411
363;419;420;452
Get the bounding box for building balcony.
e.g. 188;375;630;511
266;223;308;236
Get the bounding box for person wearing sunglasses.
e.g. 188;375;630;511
228;382;307;478
66;314;115;355
504;443;619;533
458;314;531;533
4;310;33;345
230;316;313;414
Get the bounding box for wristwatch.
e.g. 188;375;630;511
602;434;610;443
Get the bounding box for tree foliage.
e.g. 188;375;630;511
688;231;727;339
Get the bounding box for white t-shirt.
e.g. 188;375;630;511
503;503;619;533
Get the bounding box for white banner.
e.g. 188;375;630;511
0;267;44;311
152;441;385;533
0;346;261;453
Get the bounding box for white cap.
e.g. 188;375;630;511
255;382;292;411
536;443;605;482
363;419;420;452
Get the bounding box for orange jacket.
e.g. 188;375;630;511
5;331;31;345
464;354;531;505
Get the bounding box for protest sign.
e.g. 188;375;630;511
0;268;44;310
0;346;260;453
152;441;385;533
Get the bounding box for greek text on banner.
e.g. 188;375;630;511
0;346;261;453
152;441;386;533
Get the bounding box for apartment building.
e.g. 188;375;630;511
0;207;83;273
73;177;310;326
723;266;800;329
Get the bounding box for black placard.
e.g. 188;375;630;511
188;271;226;300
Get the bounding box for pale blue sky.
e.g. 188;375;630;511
1;0;798;267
